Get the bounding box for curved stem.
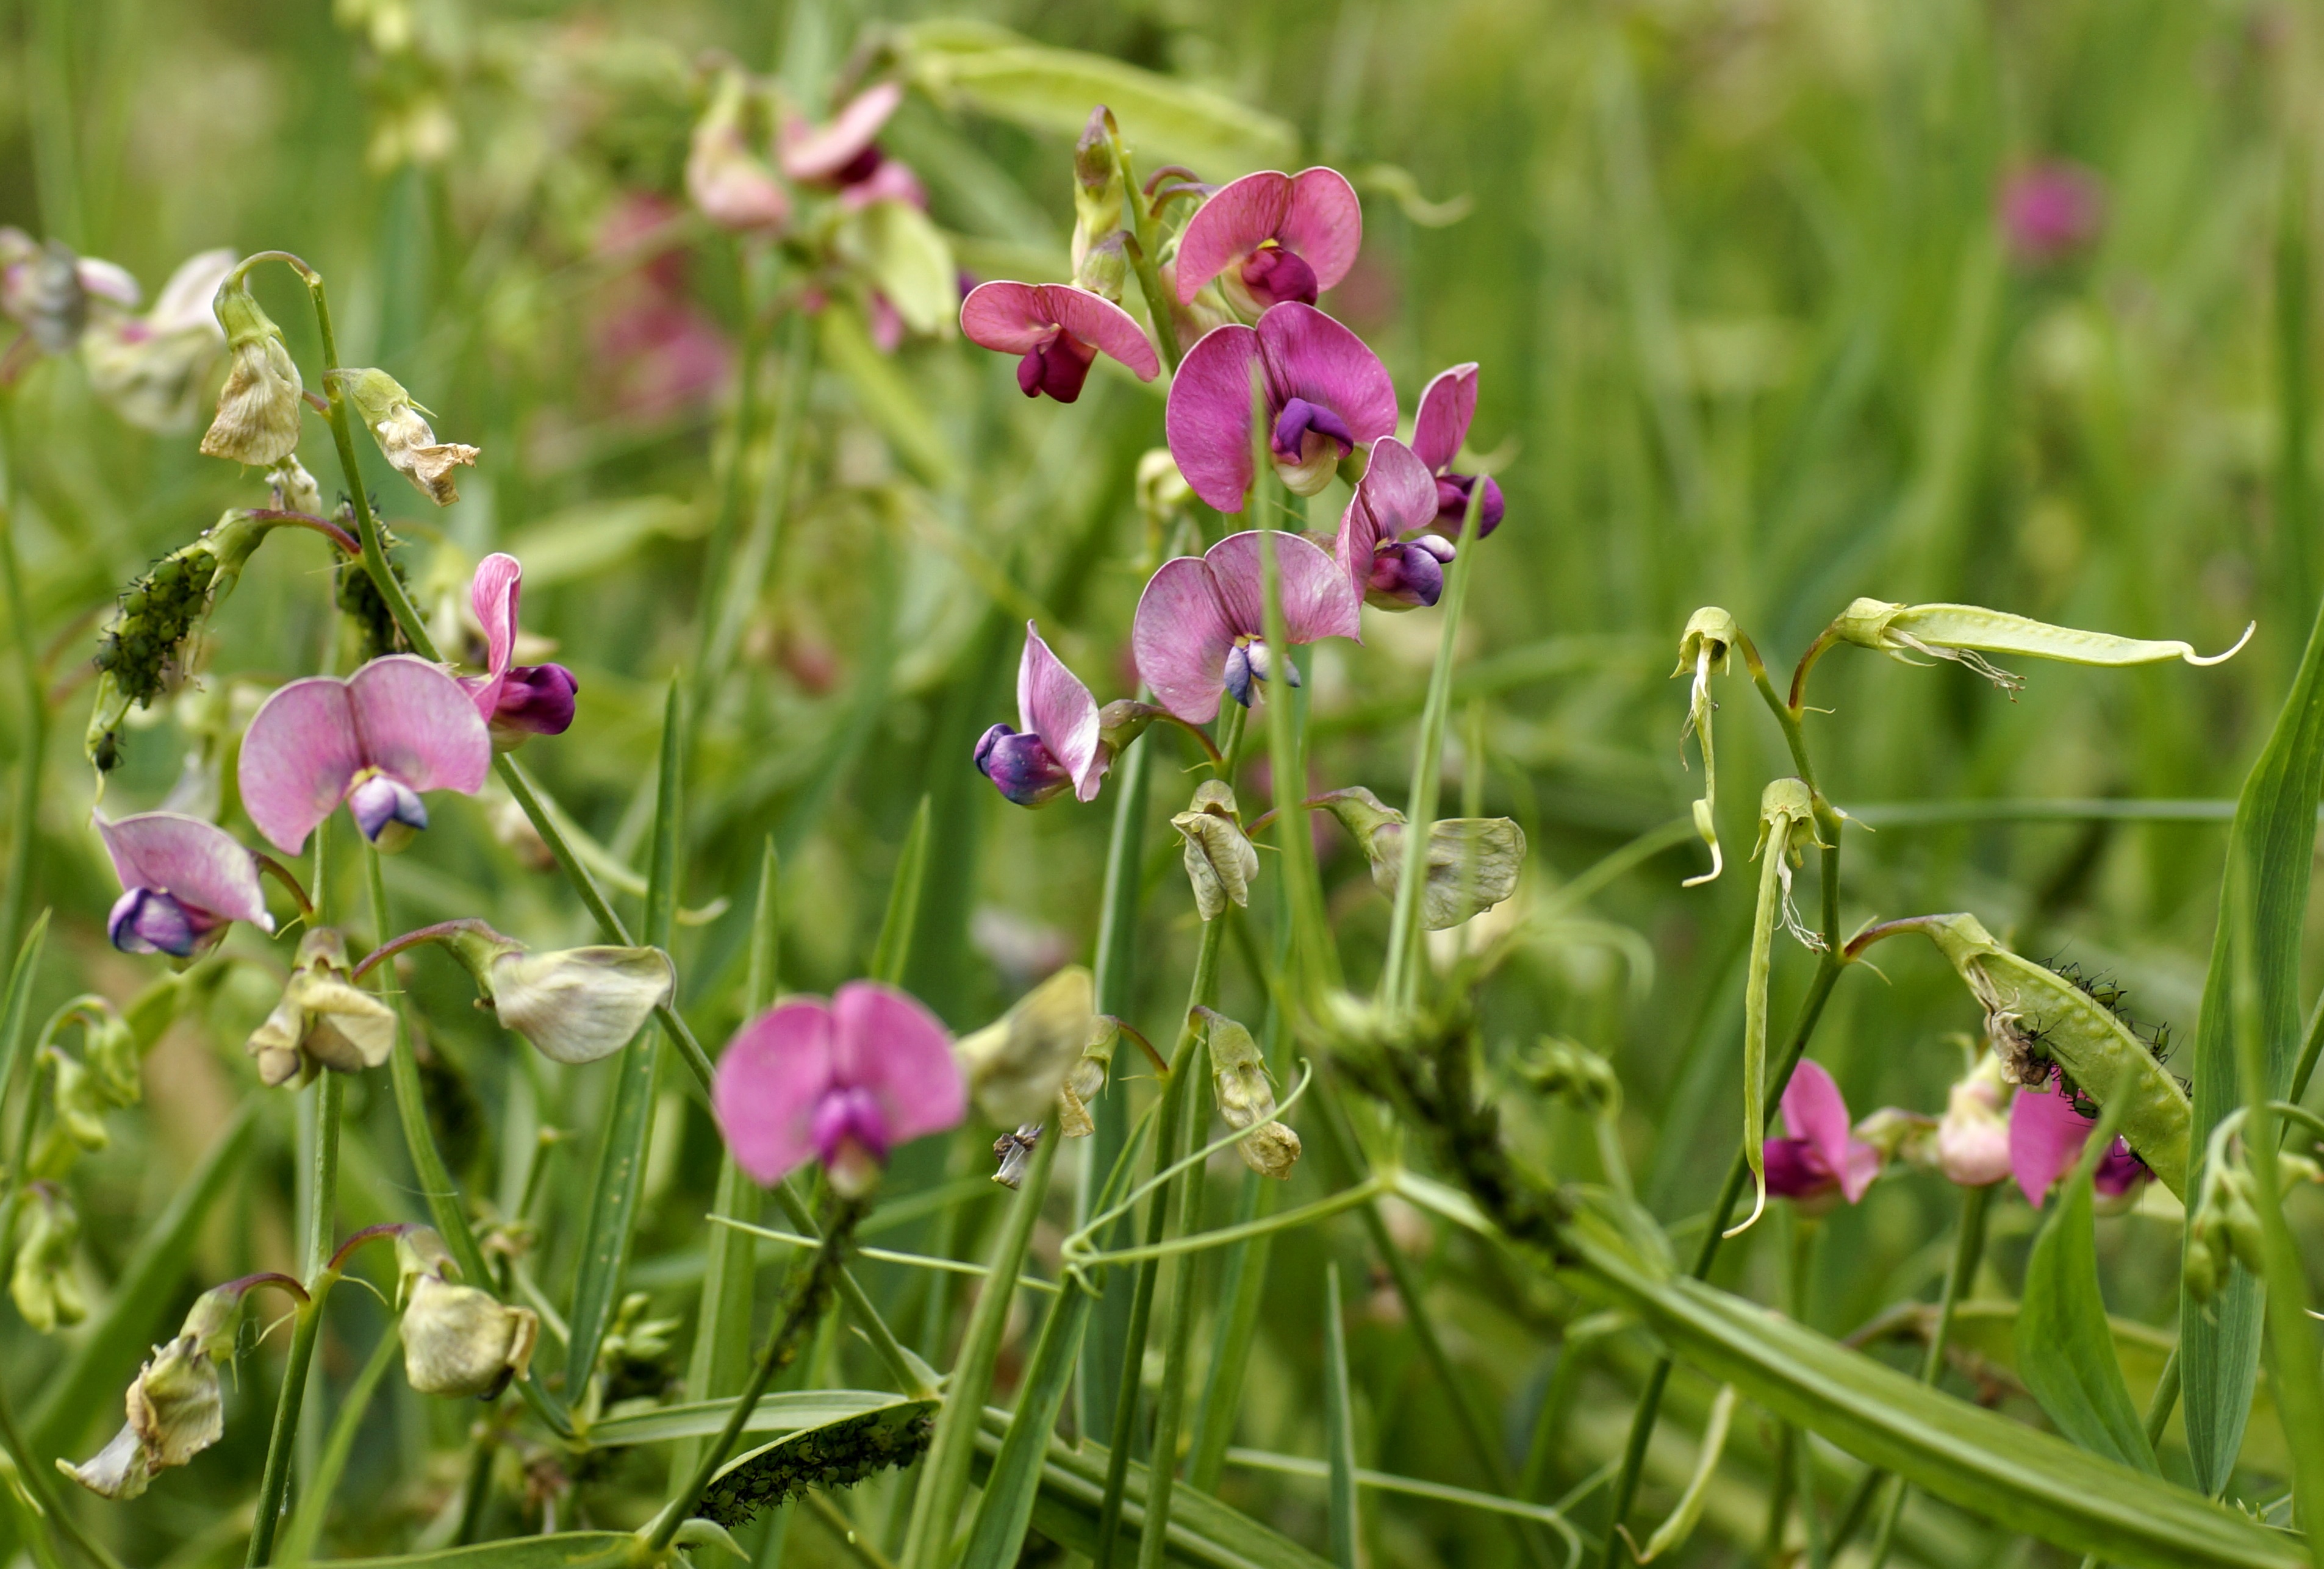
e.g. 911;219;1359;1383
252;856;314;918
325;1223;416;1276
1787;623;1843;715
245;510;360;556
350;918;498;982
1842;915;1948;963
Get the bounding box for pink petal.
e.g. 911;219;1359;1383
1164;323;1263;512
1412;363;1479;474
960;282;1053;354
1174;171;1293;303
1202;531;1363;648
2009;1082;2093;1208
840;160;927;212
1354;437;1440;538
780;81;904;182
345;656;493;796
1254;303;1399;446
237;677;364;856
1778;1059;1856;1189
829;981;964;1147
1836;1138;1882;1204
1018;623;1106;802
714;998;837;1185
1277;168;1363;293
1132;556;1241;723
1038;286;1161;381
468;553;523;720
95;812;270;929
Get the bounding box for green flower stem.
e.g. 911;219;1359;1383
1380;476;1488;1009
0;485;45;974
1133;1099;1210;1569
642;1199;865;1554
1116;144;1183;373
767;1178;934;1401
1254;513;1338;999
1856;1179;1991;1568
246;1070;340;1568
898;1131;1060;1569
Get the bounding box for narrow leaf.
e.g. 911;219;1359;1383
1321;1263;1358;1569
274;1534;637;1569
2015;1145;2159;1473
960;1282;1095;1568
870;796;931;987
0;912;51;1123
585;1390;925;1449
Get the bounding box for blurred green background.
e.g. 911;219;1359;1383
1;1;2316;1564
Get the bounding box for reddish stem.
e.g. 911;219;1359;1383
327;1222;417;1274
352;918;503;982
1842;915;1944;962
254;854;314;917
247;509;360;556
219;1270;312;1306
1142;165;1201;196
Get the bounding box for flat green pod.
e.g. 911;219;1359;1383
1833;598;2250;692
1917;913;2190;1198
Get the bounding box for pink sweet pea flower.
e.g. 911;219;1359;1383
1411;363;1504;538
960;282;1161;404
685;72;792;235
778;81;923;209
712;981;966;1197
2009;1080;2150;1207
237;656;493;856
459;554;579;749
1763;1059;1882;1212
1334;437;1456;611
1132;531;1361;723
1166;302;1399;508
96;812;273;959
976;622;1107;807
1174;168;1362;316
1999;161;2104;265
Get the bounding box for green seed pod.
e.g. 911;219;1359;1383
1915;913;2190;1198
1831;598;2250;694
1727;777;1827;1240
1671;607;1741;887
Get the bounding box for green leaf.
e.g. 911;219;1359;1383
869;796;931;987
281;1532;639;1569
843;202;958;338
0;912;50;1126
2181;572;2324;1493
699;1398;936;1529
895;22;1297;177
960;1282;1094;1569
567;682;684;1392
1566;1233;2300;1569
1321;1263;1358;1569
2015;1155;2159;1473
503;499;703;588
586;1391;928;1449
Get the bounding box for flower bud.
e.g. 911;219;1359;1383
1094;699;1161;759
1075;231;1130;304
81;1003;142;1109
1172;781;1258;920
1934;1052;2014;1187
268;454;323;516
1055;1015;1121;1138
198;282;304;465
60;1287;241;1499
30;1052;115;1176
1069;106;1124;276
395;1228;540;1399
248;927;396;1087
1519;1035;1619;1115
686;70;792;235
1200;1007;1300;1180
954;965;1096;1127
1313;785;1526;931
11;1185;86;1332
447;927;674;1065
342;367;480;506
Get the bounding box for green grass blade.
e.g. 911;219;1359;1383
1321;1262;1358;1569
567;679;685;1392
276;1323;402;1565
869;795;931;985
0;910;50;1137
587;1391;932;1449
2014;1131;2158;1474
959;1282;1095;1569
268;1535;639;1569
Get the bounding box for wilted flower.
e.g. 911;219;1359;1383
395;1228;539;1399
712;981;965;1197
954;965;1095;1126
79;249;238;432
10;1185;85;1331
341;367;480;506
1174;168;1362;316
96;810;272;958
1172;780;1259;921
959;282;1160;404
1132;531;1361;723
1763;1060;1882;1214
198;278;304;465
1935;1051;2015;1187
686;69;792;234
2000;161;2104;264
1334;438;1457;611
62;1284;246;1499
1200;1008;1300;1179
0;228;139;356
443;924;673;1065
1311;786;1525;929
1411;363;1504;537
457;554;578;748
1671;606;1741;888
2009;1082;2150;1209
238;654;492;854
268;454;323;516
246;928;396;1088
1055;1015;1121;1138
976;623;1109;807
1166;301;1398;506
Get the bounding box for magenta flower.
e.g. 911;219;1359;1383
1166;302;1399;508
1132;531;1361;723
1763;1060;1882;1210
459;554;579;749
778;82;922;209
1334;437;1455;611
960;283;1161;404
238;656;493;856
1412;363;1504;538
96;812;272;959
1174;168;1363;316
1999;161;2104;264
975;623;1107;807
712;981;966;1196
2009;1081;2150;1207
